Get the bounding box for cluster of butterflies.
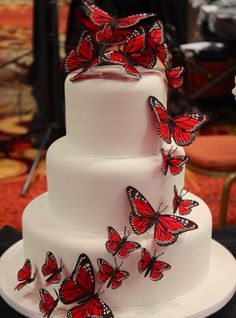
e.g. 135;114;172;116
15;243;172;318
65;1;184;87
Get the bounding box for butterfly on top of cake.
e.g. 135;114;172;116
14;1;210;318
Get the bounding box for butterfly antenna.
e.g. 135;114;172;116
184;188;189;196
118;260;124;269
156;252;165;259
180;188;188;197
54;288;59;299
173;147;178;155
158;203;168;214
180;187;185;197
168;146;174;155
125;227;131;239
98;285;105;296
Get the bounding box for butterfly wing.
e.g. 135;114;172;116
127;186;156;235
70;57;99;82
39;289;58;317
117;13;155;28
166;66;184;88
155;214;198;246
150;260;171;281
172;113;208;146
130;48;156;69
96;24;112;42
148;96;171;144
169;155;188;175
67;297;114;318
138;248;152;273
105;226;123;255
118;240;141;259
15;259;36;290
83;1;113;26
42;252;58;275
156;43;169;67
97;258;113;284
65;31;94;74
161;148;169;175
59;254;95;305
147;20;164;50
173;185;180;214
42;252;61;284
111;270;129;290
178;199;199;215
124;28;146;55
17;259;32;282
122;28;147;77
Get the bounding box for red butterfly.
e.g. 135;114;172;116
39;288;59;317
15;258;37;290
65;30;101;81
173;185;199;215
42;251;63;285
147;20;164;50
146;21;169;67
104;27;156;77
166;66;185;88
148;96;208;146
127;186;198;246
83;1;155;42
138;248;171;281
76;11;132;44
59;253;113;318
106;226;141;259
161;147;188;176
97;258;129;290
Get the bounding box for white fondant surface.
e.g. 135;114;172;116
22;192;212;308
46;138;185;230
65;66;167;156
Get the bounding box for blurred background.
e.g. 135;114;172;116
0;0;236;230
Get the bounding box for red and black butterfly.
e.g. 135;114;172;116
166;66;185;88
161;147;188;176
83;1;155;43
173;185;199;215
103;28;156;77
148;96;208;146
76;11;132;44
138;248;171;281
106;226;141;259
97;258;129;290
65;30;102;81
146;20;164;50
127;186;198;246
15;258;37;290
39;288;59;317
59;253;113;318
146;20;170;67
42;251;63;285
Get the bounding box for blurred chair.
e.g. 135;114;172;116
185;135;236;227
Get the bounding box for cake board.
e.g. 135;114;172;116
0;239;235;318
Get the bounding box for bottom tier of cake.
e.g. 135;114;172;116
22;192;212;309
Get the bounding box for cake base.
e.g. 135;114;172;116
0;240;235;318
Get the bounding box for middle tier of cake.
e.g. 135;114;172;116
46;137;185;231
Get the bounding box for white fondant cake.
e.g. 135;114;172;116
19;65;213;315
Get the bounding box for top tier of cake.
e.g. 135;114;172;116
65;65;167;157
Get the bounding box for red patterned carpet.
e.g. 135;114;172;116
0;1;236;231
